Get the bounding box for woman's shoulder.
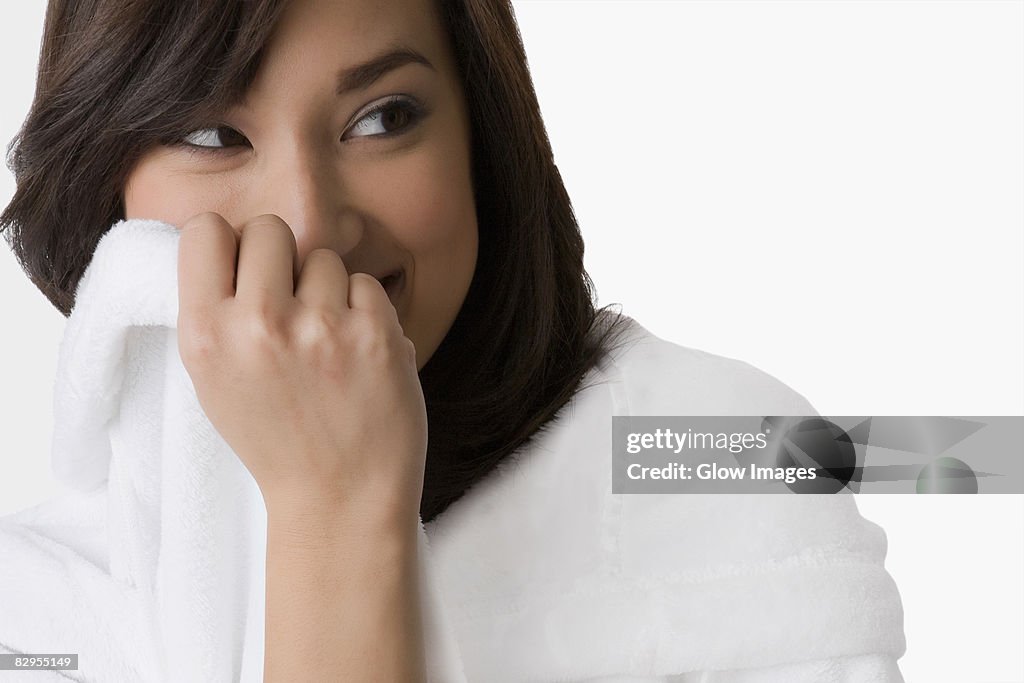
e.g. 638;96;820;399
594;312;817;417
426;315;903;679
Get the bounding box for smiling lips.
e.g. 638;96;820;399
376;270;404;302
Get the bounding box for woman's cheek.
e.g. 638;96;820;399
357;138;476;251
354;142;476;366
124;156;245;227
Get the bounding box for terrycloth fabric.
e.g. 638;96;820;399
0;217;906;682
0;218;466;682
422;312;907;682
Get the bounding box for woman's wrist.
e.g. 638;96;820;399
263;478;425;682
262;478;421;550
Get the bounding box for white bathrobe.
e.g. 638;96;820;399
0;219;905;682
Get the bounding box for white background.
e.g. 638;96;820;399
1;1;1022;681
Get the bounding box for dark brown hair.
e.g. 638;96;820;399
2;0;633;523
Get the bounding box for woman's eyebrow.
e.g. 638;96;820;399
336;45;436;96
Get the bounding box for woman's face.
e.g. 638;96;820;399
123;0;478;371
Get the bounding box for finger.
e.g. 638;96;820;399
235;215;299;307
178;212;239;316
348;273;398;322
295;248;350;314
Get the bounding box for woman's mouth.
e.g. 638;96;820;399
377;270;405;304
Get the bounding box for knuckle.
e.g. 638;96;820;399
352;316;406;364
242;307;288;351
295;309;341;348
181;211;230;234
241;215;297;255
179;213;237;253
246;214;290;233
181;211;224;227
307;248;343;263
302;249;346;276
348;272;382;297
349;272;379;287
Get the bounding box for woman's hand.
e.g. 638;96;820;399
175;212;426;519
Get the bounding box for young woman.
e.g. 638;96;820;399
1;0;906;680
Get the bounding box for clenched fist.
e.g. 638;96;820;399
175;212;427;519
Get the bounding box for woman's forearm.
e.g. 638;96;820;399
263;494;426;682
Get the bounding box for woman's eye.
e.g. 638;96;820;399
180;125;250;150
344;97;426;141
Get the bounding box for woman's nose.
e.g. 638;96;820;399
255;148;363;265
